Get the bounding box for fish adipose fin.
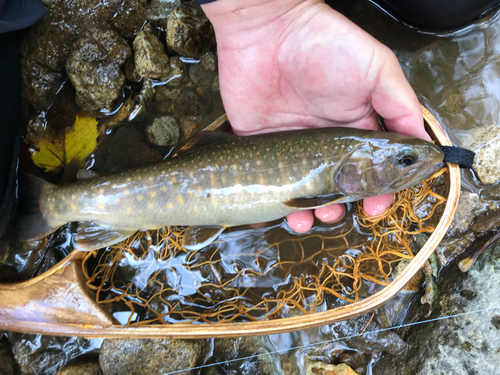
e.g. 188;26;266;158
74;222;137;251
182;226;225;251
173;131;233;157
15;173;61;241
283;194;346;209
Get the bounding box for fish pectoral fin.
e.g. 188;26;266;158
182;226;225;251
283;194;346;209
74;222;137;251
173;131;233;157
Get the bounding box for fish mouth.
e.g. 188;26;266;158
392;160;444;191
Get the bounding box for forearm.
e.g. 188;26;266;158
197;0;324;49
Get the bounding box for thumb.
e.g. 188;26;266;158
370;50;431;142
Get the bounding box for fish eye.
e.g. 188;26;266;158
397;149;418;166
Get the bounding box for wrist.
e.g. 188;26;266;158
200;0;323;49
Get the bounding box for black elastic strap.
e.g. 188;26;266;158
439;146;475;169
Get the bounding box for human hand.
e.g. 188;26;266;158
200;0;431;232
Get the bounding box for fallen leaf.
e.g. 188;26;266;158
30;133;64;174
30;115;98;177
65;115;98;168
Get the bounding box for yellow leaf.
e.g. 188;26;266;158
30;115;98;176
65;115;98;167
30;135;64;174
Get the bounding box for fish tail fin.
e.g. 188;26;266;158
15;173;61;241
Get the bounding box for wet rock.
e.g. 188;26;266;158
471;209;500;233
145;116;180;146
374;245;500;374
133;28;170;79
56;360;102;375
473;139;500;185
124;55;142;83
19;16;76;72
393;259;423;293
189;54;218;88
66;27;131;112
213;336;281;375
0;335;16;375
436;233;476;267
161;56;187;86
174;90;211;117
212;75;220;92
21;59;65;112
200;52;217;71
108;0;148;38
25;112;48;147
146;0;181;28
305;358;359;375
92;126;162;173
8;334;97;375
461;125;500;185
446;191;484;237
155;86;181;101
19;0;146;74
180;117;200;140
321;313;408;357
166;3;215;58
99;338;207;374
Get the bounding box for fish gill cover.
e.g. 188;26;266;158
82;168;446;325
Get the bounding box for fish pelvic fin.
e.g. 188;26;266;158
14;173;61;241
283;193;346;209
182;226;225;251
74;221;137;251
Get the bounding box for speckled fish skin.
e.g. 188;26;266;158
40;127;444;231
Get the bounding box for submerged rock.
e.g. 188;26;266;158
213;336;282;375
161;56;188;86
124;55;142;83
145;116;180;146
8;333;97;375
56;359;102;375
133;28;170;79
174;90;211;117
166;3;215;57
92;126;162;173
446;191;484;237
21;59;65;112
374;245;500;374
66;27;131;112
146;0;181;28
99;338;207;375
189;53;218;88
0;335;16;375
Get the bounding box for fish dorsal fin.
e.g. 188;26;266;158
182;226;225;251
173;131;233;157
283;194;346;209
74;222;137;251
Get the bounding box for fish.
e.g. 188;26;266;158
14;127;444;251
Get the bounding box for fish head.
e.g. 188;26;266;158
335;134;444;200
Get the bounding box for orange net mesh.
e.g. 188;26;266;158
82;168;446;325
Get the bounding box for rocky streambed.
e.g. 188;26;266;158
1;0;500;374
